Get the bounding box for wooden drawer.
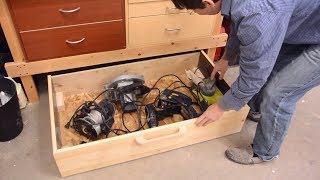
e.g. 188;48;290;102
48;50;249;177
129;0;189;18
20;20;126;61
129;13;216;47
9;0;124;31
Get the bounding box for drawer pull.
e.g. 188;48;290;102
65;38;86;44
59;7;81;13
135;126;187;145
165;27;182;32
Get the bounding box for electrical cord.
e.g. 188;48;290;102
66;73;204;139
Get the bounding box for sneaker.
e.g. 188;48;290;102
247;111;261;122
225;145;269;165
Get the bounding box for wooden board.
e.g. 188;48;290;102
20;76;39;103
52;52;200;96
129;13;215;47
5;33;228;77
49;50;249;177
0;0;25;62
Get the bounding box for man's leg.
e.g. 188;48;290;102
247;44;311;121
226;44;320;164
253;44;320;160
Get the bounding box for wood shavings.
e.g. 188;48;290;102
57;74;200;148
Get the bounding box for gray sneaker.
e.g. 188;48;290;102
247;111;261;122
225;145;266;165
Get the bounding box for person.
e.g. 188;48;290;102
171;0;320;164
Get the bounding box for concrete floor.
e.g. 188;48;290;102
1;75;320;180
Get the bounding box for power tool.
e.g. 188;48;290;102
67;99;115;140
105;74;150;113
185;70;218;110
146;89;198;128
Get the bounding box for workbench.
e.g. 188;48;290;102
0;0;227;103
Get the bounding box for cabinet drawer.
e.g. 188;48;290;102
48;50;249;177
129;0;188;18
21;21;126;61
9;0;124;31
129;14;216;47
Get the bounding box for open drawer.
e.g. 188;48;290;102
48;50;249;177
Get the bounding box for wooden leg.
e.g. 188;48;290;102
207;48;217;61
20;75;39;103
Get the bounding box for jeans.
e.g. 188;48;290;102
248;44;320;161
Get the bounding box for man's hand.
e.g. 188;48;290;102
211;59;229;80
195;104;225;127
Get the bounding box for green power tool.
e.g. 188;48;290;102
186;70;223;110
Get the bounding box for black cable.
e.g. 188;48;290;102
67;73;204;138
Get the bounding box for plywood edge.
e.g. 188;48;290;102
125;0;129;47
54;92;65;112
5;34;228;78
51;51;201;95
48;75;58;153
200;50;215;67
53;51;200;80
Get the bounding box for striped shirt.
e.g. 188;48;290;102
218;0;320;111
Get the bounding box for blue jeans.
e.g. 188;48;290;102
248;44;320;161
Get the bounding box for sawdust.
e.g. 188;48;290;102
58;74;201;148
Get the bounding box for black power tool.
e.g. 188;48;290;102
66;99;115;140
145;89;198;128
105;75;150;113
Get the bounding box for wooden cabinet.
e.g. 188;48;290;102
8;0;126;61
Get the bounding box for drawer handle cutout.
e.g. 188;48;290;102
165;27;181;32
59;7;81;13
135;126;187;145
65;38;86;44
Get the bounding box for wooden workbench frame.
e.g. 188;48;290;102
0;0;225;103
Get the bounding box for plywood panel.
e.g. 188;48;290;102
129;13;216;47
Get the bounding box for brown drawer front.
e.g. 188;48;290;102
20;21;126;61
9;0;124;31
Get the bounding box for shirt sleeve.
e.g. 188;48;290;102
221;22;240;62
218;11;291;111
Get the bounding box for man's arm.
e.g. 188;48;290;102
218;11;291;111
221;22;240;62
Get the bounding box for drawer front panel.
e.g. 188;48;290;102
21;21;126;61
129;14;215;47
9;0;124;31
129;1;188;18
